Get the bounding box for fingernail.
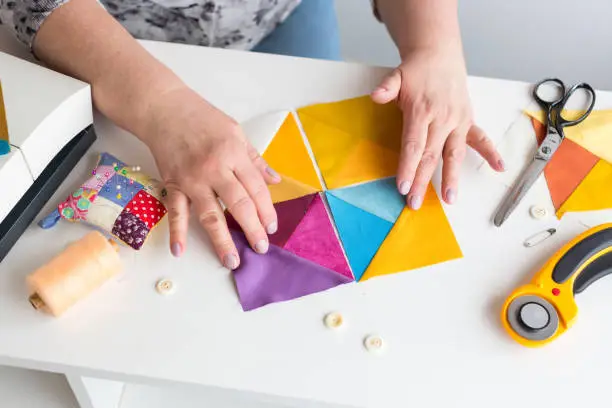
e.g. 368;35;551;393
409;195;423;210
255;239;269;254
497;159;506;171
446;189;456;204
399;181;411;195
171;242;182;257
266;221;278;235
224;254;239;270
373;87;387;94
266;166;281;181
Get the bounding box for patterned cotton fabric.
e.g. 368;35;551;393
39;152;168;250
0;0;301;49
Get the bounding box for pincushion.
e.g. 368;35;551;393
39;152;167;250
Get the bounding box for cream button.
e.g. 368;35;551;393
364;335;385;353
324;312;344;329
530;205;548;220
155;279;175;295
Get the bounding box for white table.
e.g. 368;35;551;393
1;40;612;408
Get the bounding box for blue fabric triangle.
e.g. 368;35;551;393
326;192;393;281
328;177;405;223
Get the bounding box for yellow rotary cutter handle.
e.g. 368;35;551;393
502;223;612;347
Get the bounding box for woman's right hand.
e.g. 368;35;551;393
143;86;280;269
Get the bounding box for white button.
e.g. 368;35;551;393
155;279;175;295
364;335;385;354
530;205;548;220
324;312;344;329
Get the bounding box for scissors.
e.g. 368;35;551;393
493;78;596;227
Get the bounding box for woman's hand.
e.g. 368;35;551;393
145;86;280;269
371;45;505;209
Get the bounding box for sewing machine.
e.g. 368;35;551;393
0;51;95;262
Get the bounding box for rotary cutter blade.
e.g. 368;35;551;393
502;223;612;347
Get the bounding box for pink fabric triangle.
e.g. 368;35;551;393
283;194;353;280
226;194;316;247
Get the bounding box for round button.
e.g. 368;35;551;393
364;335;385;354
530;205;548;220
519;302;550;330
324;312;344;329
155;279;175;295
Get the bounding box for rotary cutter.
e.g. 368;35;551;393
502;223;612;347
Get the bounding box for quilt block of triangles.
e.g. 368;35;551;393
229;96;463;311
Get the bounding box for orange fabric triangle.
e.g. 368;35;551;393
297;96;403;189
262;113;322;190
531;118;599;211
360;184;462;281
268;173;318;204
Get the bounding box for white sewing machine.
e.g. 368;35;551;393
0;51;95;261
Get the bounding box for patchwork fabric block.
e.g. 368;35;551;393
125;190;167;229
39;152;168;250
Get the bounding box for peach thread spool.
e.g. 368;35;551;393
27;231;122;317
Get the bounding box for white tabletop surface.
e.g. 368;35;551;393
2;40;612;408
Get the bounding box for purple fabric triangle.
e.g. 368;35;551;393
225;194;317;247
283;195;353;280
231;230;352;311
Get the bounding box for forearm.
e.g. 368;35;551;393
375;0;462;58
32;0;185;140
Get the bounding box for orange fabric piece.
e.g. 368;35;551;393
267;174;318;204
531;118;599;211
360;184;462;281
262;113;322;190
557;159;612;218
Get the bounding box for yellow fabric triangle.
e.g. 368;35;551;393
525;109;612;164
296;96;403;189
328;138;400;189
361;184;463;281
556;159;612;218
268;173;318;204
262;113;322;190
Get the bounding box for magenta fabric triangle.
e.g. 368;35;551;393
231;230;353;311
283;194;353;280
225;194;317;247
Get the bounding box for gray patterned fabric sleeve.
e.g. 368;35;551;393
0;0;100;49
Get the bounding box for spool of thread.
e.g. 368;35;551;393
26;231;122;317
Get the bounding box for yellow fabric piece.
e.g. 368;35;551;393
327;138;400;189
297;95;403;189
525;109;612;164
361;184;463;281
262;113;322;190
268;174;318;204
556;160;612;218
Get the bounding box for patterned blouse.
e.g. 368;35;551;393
0;0;304;50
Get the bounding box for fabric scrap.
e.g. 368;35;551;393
328;177;405;223
361;184;462;281
283;194;353;280
297;95;403;189
58;188;98;221
226;193;317;247
112;211;150;250
98;174;144;207
531;118;599;211
557;159;612;218
267;173;319;203
526;109;612;164
231;230;353;312
262;113;322;190
326;192;393;281
85;196;124;232
125;190;167;230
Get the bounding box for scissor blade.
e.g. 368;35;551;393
493;157;548;227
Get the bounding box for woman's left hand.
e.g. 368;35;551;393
371;45;505;209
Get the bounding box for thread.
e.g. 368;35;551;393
27;231;122;317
